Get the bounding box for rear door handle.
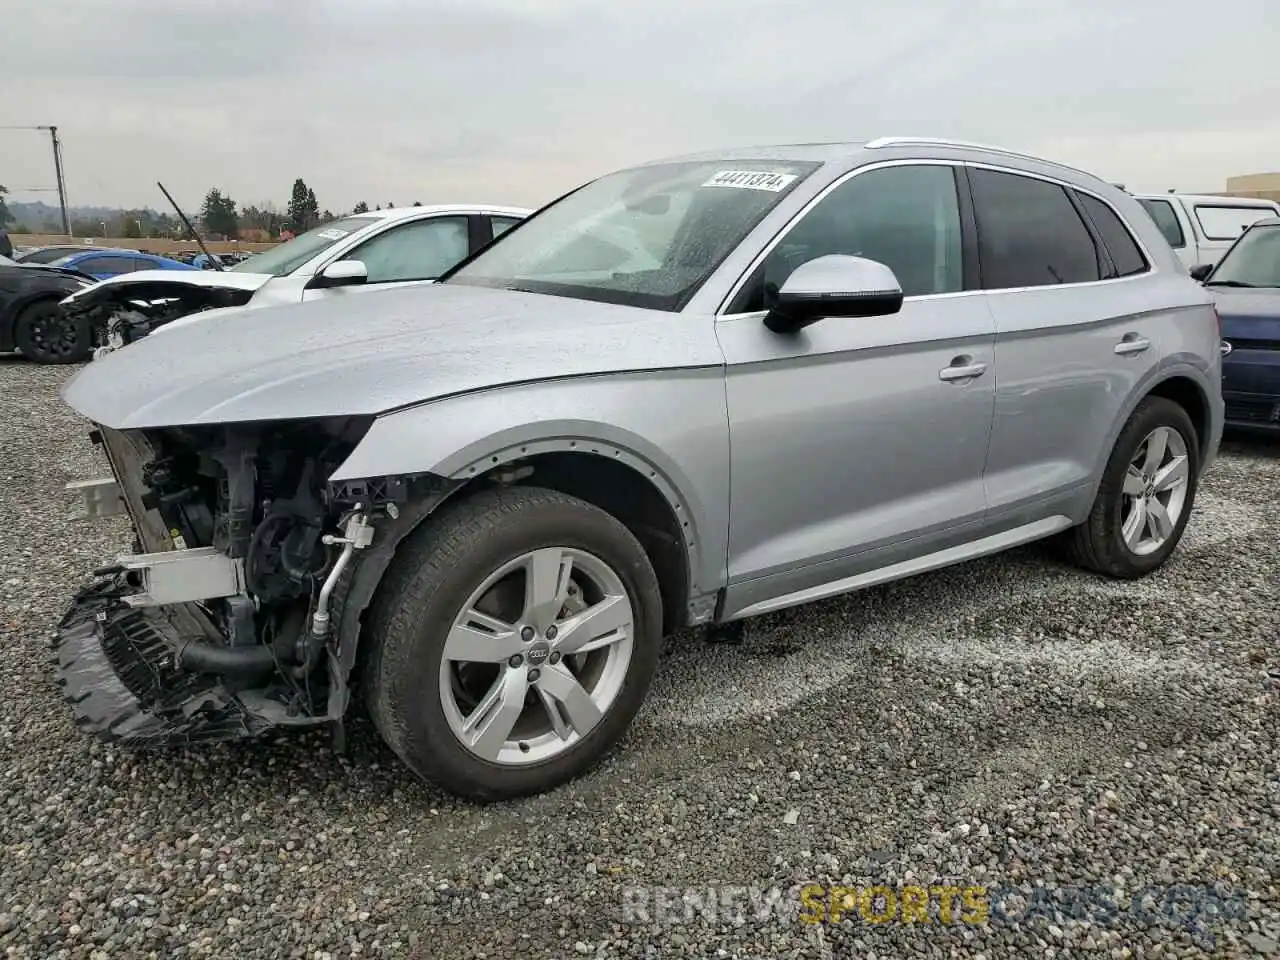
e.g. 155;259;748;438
1114;334;1151;356
938;356;987;382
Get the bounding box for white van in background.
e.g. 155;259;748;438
1133;192;1280;270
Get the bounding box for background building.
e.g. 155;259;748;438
1222;172;1280;203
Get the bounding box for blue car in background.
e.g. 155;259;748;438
1193;217;1280;433
46;249;197;281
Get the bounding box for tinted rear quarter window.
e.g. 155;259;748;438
969;168;1101;289
1137;199;1185;248
1076;193;1149;278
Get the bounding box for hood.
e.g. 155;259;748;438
1211;287;1280;343
61;282;720;430
61;268;273;306
19;263;98;284
148;302;256;335
1208;287;1280;320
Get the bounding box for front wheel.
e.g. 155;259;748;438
363;486;664;801
1065;396;1200;578
14;300;92;364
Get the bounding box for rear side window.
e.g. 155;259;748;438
1193;204;1276;242
1076;193;1149;278
969;168;1101;289
1137;199;1185;248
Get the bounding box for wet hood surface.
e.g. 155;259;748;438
61;282;718;429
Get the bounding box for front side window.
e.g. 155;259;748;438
229;215;380;277
733;164;964;312
1138;199;1185;248
1076;193;1149;278
1205;224;1280;288
445;159;820;311
1194;204;1276;242
970;168;1101;289
492;216;521;239
345;217;469;283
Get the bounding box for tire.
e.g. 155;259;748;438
362;485;664;802
14;299;92;364
1065;396;1200;579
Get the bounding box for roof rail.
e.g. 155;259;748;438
863;136;1098;181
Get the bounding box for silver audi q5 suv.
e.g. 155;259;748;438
57;137;1223;800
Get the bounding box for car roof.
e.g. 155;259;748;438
360;204;533;221
61;249;133;259
1248;216;1280;228
644;136;1116;191
1133;192;1280;207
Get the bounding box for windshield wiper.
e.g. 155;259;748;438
1204;279;1259;288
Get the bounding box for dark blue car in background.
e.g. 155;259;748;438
1193;217;1280;433
45;249;197;280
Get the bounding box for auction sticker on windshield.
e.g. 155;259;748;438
703;170;798;192
315;229;350;241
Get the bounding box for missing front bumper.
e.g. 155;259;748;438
52;579;269;746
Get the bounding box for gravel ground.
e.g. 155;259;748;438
2;357;1277;959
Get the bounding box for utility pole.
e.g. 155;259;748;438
47;126;71;237
0;124;71;237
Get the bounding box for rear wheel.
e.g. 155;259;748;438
14;300;92;364
1065;396;1200;578
363;486;663;801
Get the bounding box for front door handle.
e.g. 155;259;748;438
938;356;987;382
1114;334;1151;356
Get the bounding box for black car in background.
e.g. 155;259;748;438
0;256;98;363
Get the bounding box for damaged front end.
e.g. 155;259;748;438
56;418;411;747
60;279;259;358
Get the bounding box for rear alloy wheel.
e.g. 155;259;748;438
363;486;663;801
1065;396;1200;578
14;300;92;364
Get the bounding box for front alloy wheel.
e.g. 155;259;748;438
15;301;92;364
441;547;635;764
363;486;663;801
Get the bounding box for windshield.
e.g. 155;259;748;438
445;159;820;310
229;215;380;277
1207;224;1280;288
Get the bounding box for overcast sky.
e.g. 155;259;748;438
4;0;1279;214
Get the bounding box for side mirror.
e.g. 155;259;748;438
1189;263;1213;282
764;254;904;334
312;259;368;288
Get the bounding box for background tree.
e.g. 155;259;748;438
0;185;12;228
352;201;369;214
412;201;422;207
287;178;320;232
240;204;285;238
200;188;239;239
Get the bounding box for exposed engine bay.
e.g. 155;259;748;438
60;281;257;356
55;417;425;746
